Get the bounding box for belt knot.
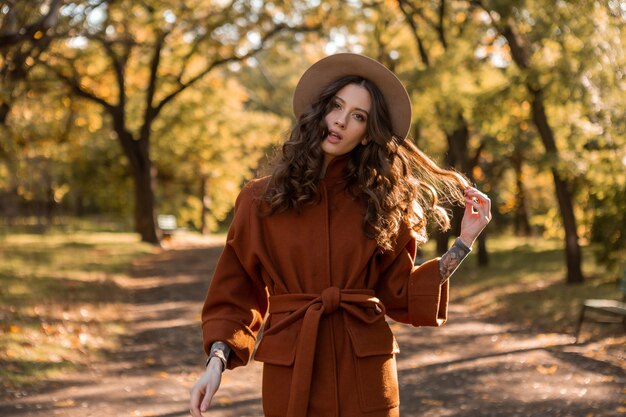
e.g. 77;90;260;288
321;286;340;314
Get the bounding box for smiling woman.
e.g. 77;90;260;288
190;53;492;417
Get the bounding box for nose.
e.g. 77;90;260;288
334;111;347;128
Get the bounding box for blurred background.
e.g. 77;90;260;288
0;0;624;415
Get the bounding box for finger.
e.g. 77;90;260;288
466;199;491;223
464;188;490;202
466;192;491;215
200;387;214;413
190;387;203;417
472;200;491;223
464;198;479;215
465;189;489;203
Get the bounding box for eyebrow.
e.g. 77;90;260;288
334;96;370;116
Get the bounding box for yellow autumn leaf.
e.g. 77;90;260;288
143;389;156;396
9;324;21;333
54;399;76;407
215;397;232;406
421;399;444;406
144;357;156;365
71;336;81;349
536;364;558;375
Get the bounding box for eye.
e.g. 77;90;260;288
353;113;366;122
332;101;341;110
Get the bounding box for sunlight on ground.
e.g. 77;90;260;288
0;232;154;390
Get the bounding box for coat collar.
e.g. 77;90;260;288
322;154;351;180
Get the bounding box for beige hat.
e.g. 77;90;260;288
293;53;412;140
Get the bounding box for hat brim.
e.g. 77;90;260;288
293;53;411;140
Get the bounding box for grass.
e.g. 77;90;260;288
0;231;154;392
421;235;623;336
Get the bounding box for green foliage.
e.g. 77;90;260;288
153;73;290;231
0;0;624;266
587;149;626;270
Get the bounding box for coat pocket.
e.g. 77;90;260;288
346;316;400;413
253;312;299;366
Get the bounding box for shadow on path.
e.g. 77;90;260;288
0;236;624;417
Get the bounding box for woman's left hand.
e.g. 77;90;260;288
459;187;492;248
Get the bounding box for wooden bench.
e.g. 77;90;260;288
575;271;626;343
157;214;178;239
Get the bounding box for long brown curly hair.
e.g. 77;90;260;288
261;75;469;250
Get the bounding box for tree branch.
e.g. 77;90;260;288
139;30;168;140
84;34;127;107
470;0;529;69
152;23;317;118
0;0;62;48
437;0;447;50
44;61;115;112
397;0;431;67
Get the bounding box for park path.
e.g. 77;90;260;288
0;235;624;417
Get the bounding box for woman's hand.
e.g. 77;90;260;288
189;358;223;416
459;187;492;248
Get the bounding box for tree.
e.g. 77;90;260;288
393;0;490;262
43;0;321;243
471;0;602;283
0;0;63;125
152;73;289;233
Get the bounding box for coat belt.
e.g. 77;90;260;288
265;287;386;417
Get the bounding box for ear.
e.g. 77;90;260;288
361;137;369;146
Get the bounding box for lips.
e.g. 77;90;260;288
328;130;343;139
326;129;343;144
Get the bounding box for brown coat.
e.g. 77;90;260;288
201;155;448;417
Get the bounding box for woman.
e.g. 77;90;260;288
190;53;491;417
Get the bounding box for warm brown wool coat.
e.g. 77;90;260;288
201;155;449;417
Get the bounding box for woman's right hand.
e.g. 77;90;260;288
189;358;223;416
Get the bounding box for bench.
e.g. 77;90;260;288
574;270;626;343
157;214;178;239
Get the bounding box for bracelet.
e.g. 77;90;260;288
205;342;228;372
206;352;227;372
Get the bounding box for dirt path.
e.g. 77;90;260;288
1;236;624;417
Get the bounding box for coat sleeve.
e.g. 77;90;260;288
201;180;268;369
375;224;448;327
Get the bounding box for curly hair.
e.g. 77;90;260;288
261;75;469;250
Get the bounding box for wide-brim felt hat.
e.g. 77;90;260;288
293;53;412;140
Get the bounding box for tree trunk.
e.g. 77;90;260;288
200;175;210;235
530;89;583;284
477;233;488;265
442;116;489;265
512;152;532;236
114;115;160;244
131;155;160;244
0;102;9;125
496;18;584;284
437;121;470;257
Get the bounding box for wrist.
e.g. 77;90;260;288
458;235;474;249
205;345;228;372
206;356;225;372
